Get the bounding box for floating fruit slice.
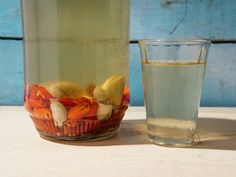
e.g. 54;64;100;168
101;75;125;107
42;81;89;99
50;100;67;127
96;103;112;121
93;86;110;103
33;108;52;120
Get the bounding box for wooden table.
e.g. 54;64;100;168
0;107;235;177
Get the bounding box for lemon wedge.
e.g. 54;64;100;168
42;81;89;99
101;75;125;106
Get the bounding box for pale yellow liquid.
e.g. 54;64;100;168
142;61;205;145
22;0;130;87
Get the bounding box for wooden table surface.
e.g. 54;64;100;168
0;106;236;177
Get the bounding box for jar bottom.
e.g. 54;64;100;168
38;129;118;141
30;113;123;141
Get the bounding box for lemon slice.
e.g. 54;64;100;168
42;81;89;99
101;75;125;106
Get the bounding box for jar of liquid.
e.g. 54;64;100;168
22;0;130;141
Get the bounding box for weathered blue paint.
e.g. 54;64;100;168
0;0;22;37
0;40;23;105
1;0;236;40
130;43;236;106
131;0;236;40
0;0;236;106
130;44;144;106
202;44;236;106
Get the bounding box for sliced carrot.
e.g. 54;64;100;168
68;105;90;122
28;84;40;99
37;86;53;100
29;98;48;108
33;108;52;120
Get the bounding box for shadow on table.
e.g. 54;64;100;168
52;118;236;150
192;118;236;150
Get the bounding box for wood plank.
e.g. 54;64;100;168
0;40;23;105
130;43;236;106
0;0;22;37
131;0;236;40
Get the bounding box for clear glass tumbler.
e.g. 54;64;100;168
139;40;210;147
21;0;130;141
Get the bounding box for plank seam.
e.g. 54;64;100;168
130;40;236;44
1;37;236;44
0;36;23;41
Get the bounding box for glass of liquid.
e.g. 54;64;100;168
139;40;210;147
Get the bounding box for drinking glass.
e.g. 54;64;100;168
139;40;210;147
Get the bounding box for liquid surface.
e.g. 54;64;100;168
142;61;205;141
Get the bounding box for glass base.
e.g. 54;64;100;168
148;134;196;147
38;129;118;142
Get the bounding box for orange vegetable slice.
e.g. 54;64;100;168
25;84;54;109
68;97;98;122
68;105;90;122
33;108;52;120
29;98;48;108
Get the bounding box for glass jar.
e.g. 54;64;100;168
21;0;130;141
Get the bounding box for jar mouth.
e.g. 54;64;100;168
138;39;211;46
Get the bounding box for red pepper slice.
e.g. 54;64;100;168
59;97;77;107
37;86;54;100
25;84;54;109
27;84;53;100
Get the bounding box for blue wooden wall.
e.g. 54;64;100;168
0;0;236;106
